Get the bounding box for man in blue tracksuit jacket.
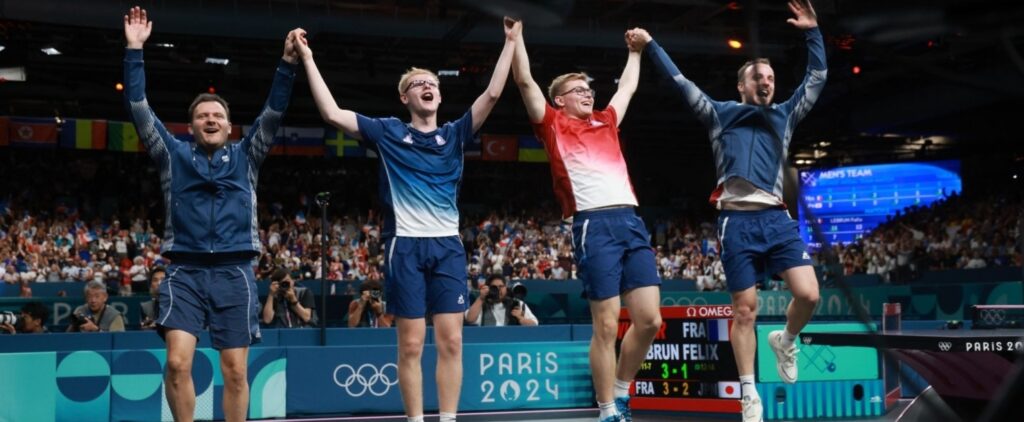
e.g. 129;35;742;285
123;7;301;421
630;1;825;420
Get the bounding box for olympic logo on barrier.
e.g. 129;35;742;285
979;309;1006;326
660;296;710;306
333;363;399;397
937;342;952;352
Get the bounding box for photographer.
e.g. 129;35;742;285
67;281;125;332
0;302;49;334
347;280;393;328
466;275;538;326
139;266;166;330
261;269;316;328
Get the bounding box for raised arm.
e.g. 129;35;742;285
470;18;521;133
293;29;361;139
780;0;827;120
123;6;177;165
639;29;722;129
607;28;645;125
511;23;547;124
244;30;298;166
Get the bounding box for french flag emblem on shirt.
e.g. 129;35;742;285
707;319;731;342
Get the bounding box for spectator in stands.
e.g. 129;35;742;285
0;301;49;334
465;275;538;326
262;268;316;328
347;279;393;328
68;280;125;332
140;266;166;330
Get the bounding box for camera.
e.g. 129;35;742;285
485;285;501;302
368;289;383;301
0;311;20;326
279;280;291;290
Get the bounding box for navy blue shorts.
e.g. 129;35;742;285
157;263;261;350
572;207;661;300
717;208;813;292
383;236;468;318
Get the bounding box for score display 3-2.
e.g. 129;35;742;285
617;305;742;414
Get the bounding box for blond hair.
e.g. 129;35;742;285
397;67;440;94
547;72;589;106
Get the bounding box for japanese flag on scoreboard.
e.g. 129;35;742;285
707;319;732;342
718;381;741;398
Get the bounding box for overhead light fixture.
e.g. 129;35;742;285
438;69;459;77
154;43;175;48
0;45;5;53
41;46;62;56
818;141;831;147
727;39;743;49
205;57;229;65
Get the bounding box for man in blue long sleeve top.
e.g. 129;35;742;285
630;1;825;420
123;6;301;421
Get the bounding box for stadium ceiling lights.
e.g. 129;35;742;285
154;43;175;48
205;57;230;65
0;45;5;53
41;46;61;56
438;69;460;77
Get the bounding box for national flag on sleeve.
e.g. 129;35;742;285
717;381;741;398
107;121;143;152
59;119;107;150
0;116;9;147
707;319;732;342
324;127;375;158
517;135;548;162
481;134;517;161
8;117;58;148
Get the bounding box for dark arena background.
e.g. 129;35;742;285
1;1;1023;421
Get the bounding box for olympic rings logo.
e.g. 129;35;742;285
979;309;1006;326
660;296;710;306
333;363;399;397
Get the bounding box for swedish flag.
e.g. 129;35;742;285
325;127;373;158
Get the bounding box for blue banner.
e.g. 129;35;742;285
286;345;426;414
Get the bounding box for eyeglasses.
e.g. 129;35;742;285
405;79;438;92
559;86;596;97
490;284;506;289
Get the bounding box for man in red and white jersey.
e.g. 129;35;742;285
511;24;661;422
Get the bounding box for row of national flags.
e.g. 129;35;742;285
0;116;550;162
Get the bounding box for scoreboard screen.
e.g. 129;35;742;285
797;160;961;248
618;305;740;414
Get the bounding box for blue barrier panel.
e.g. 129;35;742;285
276;328;320;346
461;342;593;411
571;324;594;342
327;327;400;346
0;352;56;422
0;332;113;353
463;325;572;343
286;345;422;415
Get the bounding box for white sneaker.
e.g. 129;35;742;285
741;396;763;422
768;330;799;383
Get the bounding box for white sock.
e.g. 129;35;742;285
782;329;798;349
439;412;456;422
598;401;619;419
407;416;424;422
740;374;759;401
613;379;631;398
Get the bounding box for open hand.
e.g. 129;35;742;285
123;6;153;49
786;0;818;29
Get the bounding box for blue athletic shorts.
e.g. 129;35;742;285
717;208;813;292
383;236;468;318
157;262;261;350
572;207;661;300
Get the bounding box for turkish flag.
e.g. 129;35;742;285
481;134;518;161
